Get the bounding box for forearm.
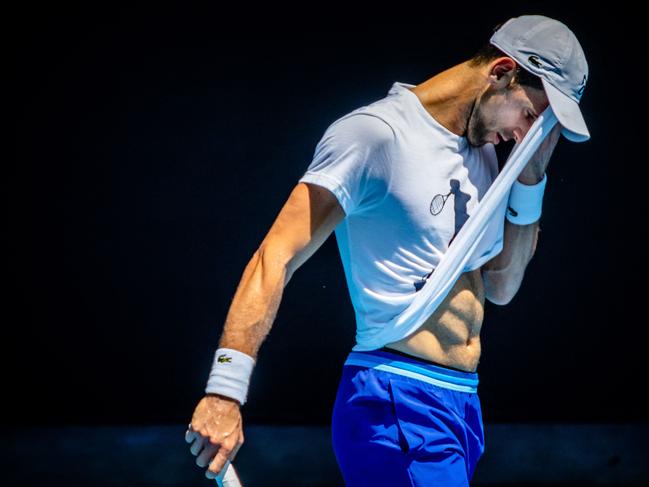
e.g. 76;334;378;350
482;121;561;304
483;217;540;279
218;245;289;360
482;171;543;304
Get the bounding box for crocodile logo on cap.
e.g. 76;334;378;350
528;55;543;68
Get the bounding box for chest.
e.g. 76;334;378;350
385;136;496;246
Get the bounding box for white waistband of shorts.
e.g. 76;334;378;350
344;350;479;393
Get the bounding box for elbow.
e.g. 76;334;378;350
483;271;519;306
486;289;514;306
255;242;293;287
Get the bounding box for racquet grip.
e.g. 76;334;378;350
215;460;243;487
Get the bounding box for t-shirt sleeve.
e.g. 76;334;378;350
298;113;395;216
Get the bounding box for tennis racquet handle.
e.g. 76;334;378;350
215;460;243;487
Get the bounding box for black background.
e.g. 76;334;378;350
8;3;644;427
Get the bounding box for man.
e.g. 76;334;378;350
185;14;590;486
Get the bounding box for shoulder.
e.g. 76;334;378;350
325;112;396;147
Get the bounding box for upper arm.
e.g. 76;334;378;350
257;113;394;282
258;181;345;282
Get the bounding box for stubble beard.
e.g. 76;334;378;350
466;100;492;148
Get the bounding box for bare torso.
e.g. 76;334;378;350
383;267;485;372
382;81;488;372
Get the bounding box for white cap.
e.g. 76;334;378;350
490;15;590;142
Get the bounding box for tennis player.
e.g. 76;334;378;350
186;15;590;486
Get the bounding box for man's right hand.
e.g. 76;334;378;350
185;394;245;480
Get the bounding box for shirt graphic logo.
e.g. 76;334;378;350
429;180;470;237
430;189;454;215
430;180;463;216
418;180;472;292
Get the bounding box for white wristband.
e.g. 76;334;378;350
205;348;256;406
506;173;547;225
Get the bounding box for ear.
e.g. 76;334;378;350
489;57;517;89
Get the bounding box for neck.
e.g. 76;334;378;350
409;61;488;137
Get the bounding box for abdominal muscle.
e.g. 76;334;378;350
383;267;485;372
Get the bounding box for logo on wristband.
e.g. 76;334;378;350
217;354;232;363
507;206;518;217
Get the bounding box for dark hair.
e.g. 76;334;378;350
468;23;544;91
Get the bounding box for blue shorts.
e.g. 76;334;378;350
331;347;485;486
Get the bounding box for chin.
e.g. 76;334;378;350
468;138;489;148
466;130;488;148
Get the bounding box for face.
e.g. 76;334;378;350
465;75;550;148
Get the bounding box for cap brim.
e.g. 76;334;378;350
542;78;590;143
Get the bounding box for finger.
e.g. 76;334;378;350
185;424;198;444
190;435;206;456
196;441;219;468
206;446;233;479
185;429;197;443
206;458;231;480
551;123;562;138
543;124;559;140
549;128;561;149
206;437;243;480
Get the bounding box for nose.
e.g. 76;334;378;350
518;117;536;143
513;122;534;144
510;113;538;144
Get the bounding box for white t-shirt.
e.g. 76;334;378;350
298;81;508;351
